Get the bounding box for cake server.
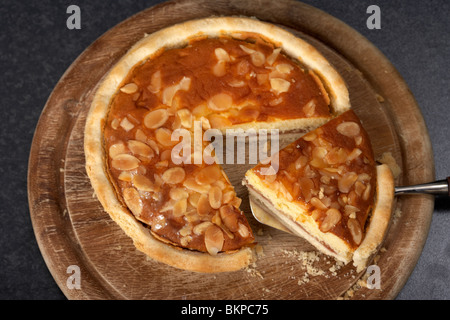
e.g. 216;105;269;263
249;177;450;232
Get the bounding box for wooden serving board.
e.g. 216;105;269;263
28;0;435;300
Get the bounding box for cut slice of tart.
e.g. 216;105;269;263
244;110;394;270
84;17;351;272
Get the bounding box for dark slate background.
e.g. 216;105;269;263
0;0;448;300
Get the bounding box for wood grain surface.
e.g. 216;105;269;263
28;0;434;300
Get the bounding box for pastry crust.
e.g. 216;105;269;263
353;164;394;272
84;16;350;272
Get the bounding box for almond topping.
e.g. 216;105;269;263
208;114;232;128
310;197;328;210
128;140;154;159
155;128;177;147
120;117;134;132
237;223;250;238
338;172;358;193
207;93;233;112
172;198;187;217
195;165;222;185
161;167;185;184
219;204;239;232
208;186;223;209
132;175;155;192
177;108;193;129
320;208;342;233
303;99;316;117
337;121;361;138
169;188;189;201
214;48;231;62
250;51;265;67
239;44;255;55
270;78;290;94
111;154;140;171
347;218;363;245
183;177;211;194
193;221;213;236
123;188;143;216
204;225;224;255
120;83;138;94
109;143;127;159
197;194;212;216
213;60;227;77
275;63;294;74
147;70;161;93
266;48;281;65
144;109;169;129
118;171;132;182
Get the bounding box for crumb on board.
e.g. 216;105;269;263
377;152;401;179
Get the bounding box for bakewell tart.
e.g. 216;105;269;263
84;17;352;272
244;110;395;271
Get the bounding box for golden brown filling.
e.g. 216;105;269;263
251;110;376;248
103;35;333;254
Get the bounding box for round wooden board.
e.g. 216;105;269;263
28;0;434;300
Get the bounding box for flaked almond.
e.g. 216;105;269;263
208;186;222;209
162;167;185;184
325;147;348;165
155;127;177;147
303;99;316;117
188;192;202;208
320;208;342;233
337;121;360;138
123;187;143;216
109;143;127;159
294;155;308;170
132;174;155;192
213;60;227;77
128;140;154;159
197;193;212;216
215;47;231;62
147;70;161;93
208;114;232;129
118;171;132;182
299;177;315;202
347;218;363;245
346;148;362;162
207;93;233;112
135;129;148;143
193;221;213;236
120;83;138;94
144;109;169;129
266;48;281;65
177;108;192;129
204;225;224;255
250;51;265;67
120;117;134;132
237;223;250;238
172;198;187;217
111;154;140;171
195;165;222;185
310;197;328;210
256;73;269;86
302;132;317;142
222;190;235;204
239;44;255;55
270;78;290;94
354;181;366;197
338;172;358;193
169;187;189;201
236;60;250;75
363;184;372;201
227;79;246;88
275;63;294;74
111;118;120;130
344;205;360;217
183;177;211;194
219;204;239;232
